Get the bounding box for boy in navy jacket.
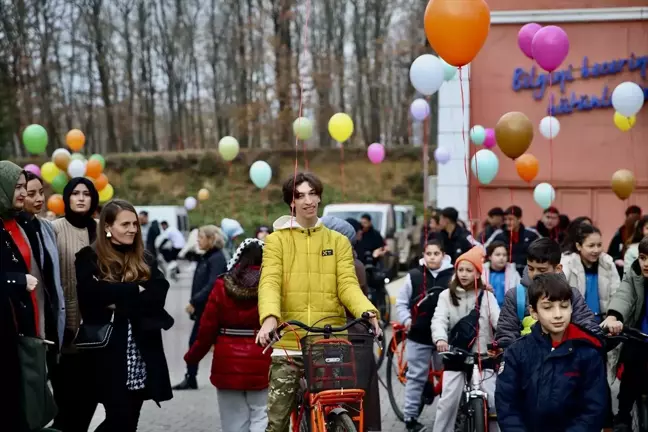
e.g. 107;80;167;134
496;273;608;432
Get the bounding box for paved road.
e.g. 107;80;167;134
88;266;426;431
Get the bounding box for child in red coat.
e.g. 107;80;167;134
184;238;271;432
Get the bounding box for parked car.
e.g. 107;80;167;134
394;205;422;269
134;205;190;234
322;203;399;278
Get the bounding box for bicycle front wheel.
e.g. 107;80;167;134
327;412;357;432
461;398;488;432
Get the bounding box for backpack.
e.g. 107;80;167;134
409;270;444;314
448;290;486;351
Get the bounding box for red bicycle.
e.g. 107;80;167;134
265;313;381;431
386;321;443;422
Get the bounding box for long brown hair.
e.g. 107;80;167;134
448;273;486;307
95;199;150;282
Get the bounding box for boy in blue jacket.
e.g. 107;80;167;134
496;273;608;432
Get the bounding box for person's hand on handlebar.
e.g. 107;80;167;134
436;340;449;352
256;316;278;346
365;311;383;338
601;315;623;335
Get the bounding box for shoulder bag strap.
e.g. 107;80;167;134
516;284;526;321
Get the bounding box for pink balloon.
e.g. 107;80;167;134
367;143;385;164
24;164;41;177
531;25;570;72
518;23;542;59
483;128;496;149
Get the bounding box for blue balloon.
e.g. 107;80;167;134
249;160;272;189
534;183;556;209
470;149;499;185
470;125;486;146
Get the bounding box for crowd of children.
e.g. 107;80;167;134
398;208;648;432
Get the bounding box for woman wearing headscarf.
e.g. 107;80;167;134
0;161;42;431
174;224;228;390
184;238;270;432
23;171;65;360
50;176;101;431
75;199;173;431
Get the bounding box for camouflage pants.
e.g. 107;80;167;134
266;356;305;432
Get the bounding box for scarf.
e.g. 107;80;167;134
63;177;99;243
226;237;265;271
0;161;25;219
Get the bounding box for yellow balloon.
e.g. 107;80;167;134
328;113;354;142
41;162;60;183
98;184;114;203
613;112;636;132
198;188;210;201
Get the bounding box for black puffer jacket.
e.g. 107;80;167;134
189;248;228;315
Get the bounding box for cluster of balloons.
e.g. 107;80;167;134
23;127;114;213
469;126;496;149
611;82;643;132
184;188;211;211
518;23;569;72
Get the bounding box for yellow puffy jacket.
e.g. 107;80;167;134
258;216;377;351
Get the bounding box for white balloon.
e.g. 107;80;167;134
533;183;556;210
539;116;560;139
409;54;445;96
184;196;197;210
67;159;86;178
612;82;645;117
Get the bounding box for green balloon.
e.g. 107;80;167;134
22;124;49;154
71;153;86;162
51;173;68;194
440;58;458;81
90;154;105;169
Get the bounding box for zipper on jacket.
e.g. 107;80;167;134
307;229;311;325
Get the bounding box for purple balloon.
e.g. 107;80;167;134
531;25;569;72
410;98;430;121
24;163;41;177
367;143;385;164
434;147;451;164
518;23;542;59
483;128;496;149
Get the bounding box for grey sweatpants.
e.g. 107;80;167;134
217;389;268;432
403;340;441;421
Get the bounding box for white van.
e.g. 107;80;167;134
134;205;190;234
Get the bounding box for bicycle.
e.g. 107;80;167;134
605;326;648;432
263;313;382;432
386;322;443;422
439;346;501;432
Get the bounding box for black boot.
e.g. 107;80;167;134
405;419;427;432
172;374;198;390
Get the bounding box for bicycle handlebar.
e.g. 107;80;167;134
262;312;382;354
603;326;648;342
438;346;502;360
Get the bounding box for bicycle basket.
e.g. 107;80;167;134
302;333;376;393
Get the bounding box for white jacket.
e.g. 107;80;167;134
560;252;620;313
431;287;500;353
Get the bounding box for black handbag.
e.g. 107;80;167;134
74;311;114;350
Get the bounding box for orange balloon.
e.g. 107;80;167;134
66;129;86;151
47;194;65;215
424;0;491;67
86;159;103;178
515;154;539;183
95;173;109;191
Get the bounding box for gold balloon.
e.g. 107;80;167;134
611;169;636;200
198;188;210;201
494;112;534;160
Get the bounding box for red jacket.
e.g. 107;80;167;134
184;275;271;390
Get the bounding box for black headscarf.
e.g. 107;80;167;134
63;177;99;243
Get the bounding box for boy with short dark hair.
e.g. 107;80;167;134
496;273;608;432
495;238;601;348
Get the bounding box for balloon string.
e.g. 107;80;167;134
228;162;235;217
509;188;514;264
262;188;268;223
458;67;474;237
414;111;430;322
340;142;345;198
293;0;311;171
548;74;554;182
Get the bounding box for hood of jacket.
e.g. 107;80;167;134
223;273;259;301
320;215;356;244
418;254;453;276
0;161;24;218
272;215;322;231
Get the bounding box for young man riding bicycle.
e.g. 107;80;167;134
602;237;648;432
256;172;381;432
